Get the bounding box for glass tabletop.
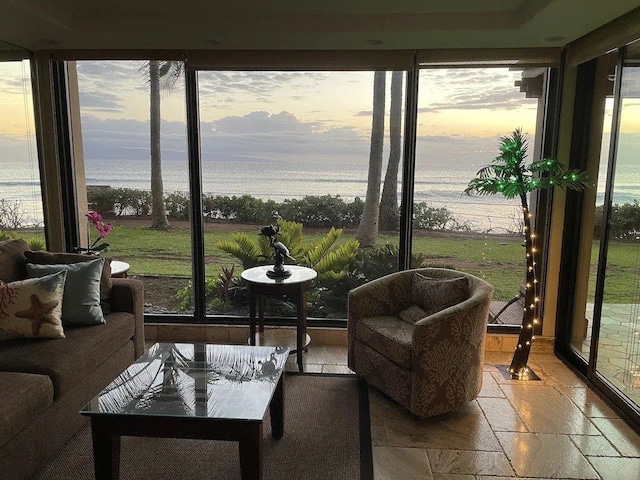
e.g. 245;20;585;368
81;343;289;421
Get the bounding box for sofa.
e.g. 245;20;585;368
348;267;493;418
0;238;145;479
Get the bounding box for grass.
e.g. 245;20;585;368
12;223;638;304
102;223;529;302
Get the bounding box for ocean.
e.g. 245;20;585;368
2;155;638;233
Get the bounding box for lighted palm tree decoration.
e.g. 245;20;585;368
465;128;590;378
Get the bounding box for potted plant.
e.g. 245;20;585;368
465;128;590;378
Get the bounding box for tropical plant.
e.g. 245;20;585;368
356;71;386;247
465;128;590;377
379;71;403;231
216;218;360;286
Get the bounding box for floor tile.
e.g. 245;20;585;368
559;386;619;419
383;401;503;452
322;364;353;374
478;372;505;398
496;432;600;479
500;384;601;435
591;417;640;457
478;397;528;432
373;446;433;480
432;474;475;480
426;449;514;476
589;456;640;480
570;434;620;457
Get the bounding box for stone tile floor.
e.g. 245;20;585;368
290;345;640;480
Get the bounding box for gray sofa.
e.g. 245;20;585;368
0;239;145;479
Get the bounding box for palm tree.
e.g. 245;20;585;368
465;128;590;377
146;60;184;229
356;71;386;247
379;71;403;231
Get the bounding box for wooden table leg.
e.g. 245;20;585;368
249;288;257;346
239;422;263;480
91;418;121;480
270;374;284;439
296;289;308;372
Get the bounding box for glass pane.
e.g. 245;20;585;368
570;53;617;360
414;67;541;326
197;70;405;319
0;59;46;248
75;60;192;314
594;42;640;406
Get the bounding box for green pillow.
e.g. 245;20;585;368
26;257;105;326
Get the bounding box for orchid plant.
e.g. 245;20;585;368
77;211;112;254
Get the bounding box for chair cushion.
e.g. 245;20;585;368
411;273;469;316
0;311;135;397
0;239;29;283
26;257;105;326
356;315;413;369
0;372;53;449
0;271;67;340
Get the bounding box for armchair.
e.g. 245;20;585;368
348;268;493;418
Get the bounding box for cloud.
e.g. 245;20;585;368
78;91;124;111
80;109;368;164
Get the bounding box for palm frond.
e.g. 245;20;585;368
303;227;342;266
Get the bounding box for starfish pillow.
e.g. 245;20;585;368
0;270;67;340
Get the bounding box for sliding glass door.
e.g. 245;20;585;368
592;42;640;407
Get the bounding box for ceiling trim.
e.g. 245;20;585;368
567;6;640;66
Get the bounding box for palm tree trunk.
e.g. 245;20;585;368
509;192;538;376
379;71;403;231
356;71;386;247
149;60;170;229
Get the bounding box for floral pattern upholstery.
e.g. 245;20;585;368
348;268;493;418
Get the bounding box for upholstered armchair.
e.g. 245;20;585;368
348;268;493;418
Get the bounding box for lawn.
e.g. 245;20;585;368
15;222;637;306
103;222;527;302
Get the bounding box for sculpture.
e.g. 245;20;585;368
259;223;295;278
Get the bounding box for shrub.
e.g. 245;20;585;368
594;200;640;240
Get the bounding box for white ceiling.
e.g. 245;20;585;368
1;0;639;52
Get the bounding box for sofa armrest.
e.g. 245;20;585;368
110;278;145;358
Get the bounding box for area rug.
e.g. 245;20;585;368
34;373;373;480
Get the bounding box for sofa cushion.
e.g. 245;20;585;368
411;273;469;317
0;371;53;449
0;311;135;397
24;251;113;312
0;239;29;283
356;316;413;369
26;257;105;326
0;271;67;340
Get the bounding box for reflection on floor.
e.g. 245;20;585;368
291;345;640;480
579;303;640;408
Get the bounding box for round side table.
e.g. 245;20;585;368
241;265;317;372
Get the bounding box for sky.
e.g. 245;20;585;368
1;58;639;193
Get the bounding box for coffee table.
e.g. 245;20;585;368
81;343;289;480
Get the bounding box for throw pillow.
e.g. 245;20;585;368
411;273;469;317
397;304;428;325
23;251;112;312
0;270;66;340
0;238;30;283
26;257;105;326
